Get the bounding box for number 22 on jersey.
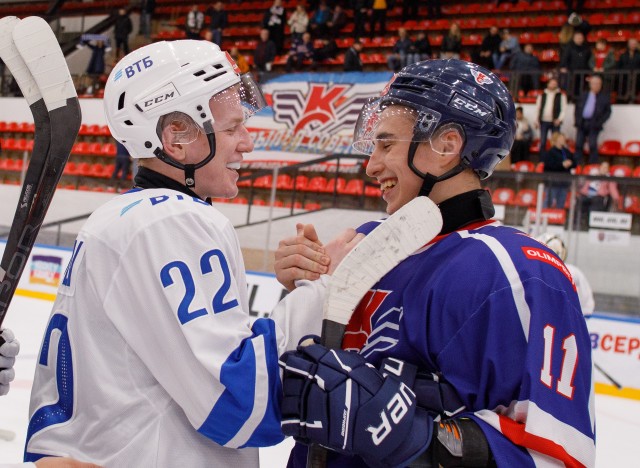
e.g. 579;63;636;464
160;248;239;325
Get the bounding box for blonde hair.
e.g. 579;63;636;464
550;131;565;146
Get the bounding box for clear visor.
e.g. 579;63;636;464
163;74;267;145
352;98;442;155
210;74;268;132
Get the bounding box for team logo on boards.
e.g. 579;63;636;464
30;255;63;287
271;83;372;134
343;289;402;358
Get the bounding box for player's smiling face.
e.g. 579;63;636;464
365;105;435;214
188;91;254;199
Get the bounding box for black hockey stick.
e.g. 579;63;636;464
0;16;81;327
0;16;52;289
306;196;443;468
594;362;623;390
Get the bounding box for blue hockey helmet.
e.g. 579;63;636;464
353;59;516;180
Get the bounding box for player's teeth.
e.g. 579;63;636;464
226;162;241;170
381;180;397;191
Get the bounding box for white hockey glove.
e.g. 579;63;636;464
0;328;20;396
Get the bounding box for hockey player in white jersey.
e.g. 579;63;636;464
24;40;350;466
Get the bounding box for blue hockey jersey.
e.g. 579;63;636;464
291;215;595;467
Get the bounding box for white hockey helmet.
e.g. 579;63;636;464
103;40;266;160
535;232;567;261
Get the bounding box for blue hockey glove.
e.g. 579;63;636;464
279;337;433;468
0;328;19;396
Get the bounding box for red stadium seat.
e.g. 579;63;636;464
305;176;328;193
610;164;632;178
491;187;515;205
324;177;346;193
101;143;117;157
623;195;640;214
513;161;535;172
619;141;640;157
598;140;621;157
253;175;272;188
513;189;537;207
364;184;382;198
63;161;77;175
295;175;309;191
75;162;91;176
341;179;364;196
582;164;601;176
276;174;294;190
633;166;640;178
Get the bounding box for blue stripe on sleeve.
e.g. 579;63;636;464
197;318;284;447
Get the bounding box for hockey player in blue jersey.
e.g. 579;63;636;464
276;59;595;467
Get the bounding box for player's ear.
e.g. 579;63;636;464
160;120;188;162
432;126;464;157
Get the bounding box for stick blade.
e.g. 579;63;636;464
12;16;78;109
324;196;442;326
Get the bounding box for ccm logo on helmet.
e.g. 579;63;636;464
114;56;154;82
139;83;179;112
450;95;490;119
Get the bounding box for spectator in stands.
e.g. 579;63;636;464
112;141;131;185
312;37;338;70
577;161;620;219
114;8;133;58
343;39;363;72
369;0;388;38
412;31;432;62
229;46;250;74
589;38;615;73
309;1;331;38
387;27;414;72
510;43;541;95
567;11;590;36
326;4;347;37
473;26;501;69
617;38;640;102
590;37;615;89
287;4;309;43
86;40;107;76
543;131;575;209
426;0;442;19
185;5;204;40
285;31;314;72
574;74;612;165
440;22;462;60
535;77;567;155
401;0;419;23
350;0;368;39
511;106;533;166
262;0;286;54
494;28;520;70
139;0;155;39
559;31;591;96
205;1;228;46
253;28;277;73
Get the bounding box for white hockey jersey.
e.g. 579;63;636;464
25;187;323;467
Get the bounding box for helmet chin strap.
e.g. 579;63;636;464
153;121;217;189
407;141;466;198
